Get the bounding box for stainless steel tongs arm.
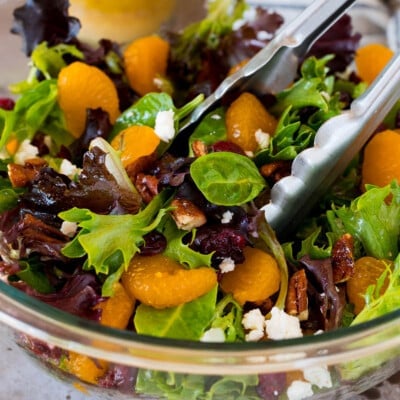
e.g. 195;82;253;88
179;0;356;134
264;52;400;237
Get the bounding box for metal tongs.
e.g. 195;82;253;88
179;0;357;130
178;0;400;236
264;51;400;236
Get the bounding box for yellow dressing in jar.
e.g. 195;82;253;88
69;0;177;44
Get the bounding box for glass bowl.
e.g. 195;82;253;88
1;1;400;399
1;280;400;399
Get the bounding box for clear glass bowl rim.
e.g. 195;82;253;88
1;279;400;375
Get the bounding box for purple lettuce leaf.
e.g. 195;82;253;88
11;0;80;56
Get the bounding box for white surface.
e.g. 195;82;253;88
0;323;89;400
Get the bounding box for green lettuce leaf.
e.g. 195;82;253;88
134;285;218;340
162;217;214;268
352;255;400;325
207;294;245;342
250;213;288;310
11;42;83;93
135;369;260;400
59;191;172;295
271;55;335;116
327;182;400;260
0;79;73;152
135;370;207;400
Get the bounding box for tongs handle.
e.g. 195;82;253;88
264;52;400;237
179;0;356;133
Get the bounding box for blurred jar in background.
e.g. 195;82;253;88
69;0;178;45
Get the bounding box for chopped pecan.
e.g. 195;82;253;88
8;158;47;187
332;233;355;283
260;160;292;184
170;198;207;231
285;269;309;321
134;173;159;203
191;140;208;157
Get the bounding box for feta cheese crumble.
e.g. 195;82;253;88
219;257;235;273
60;221;78;238
221;210;234;224
286;380;314;400
59;159;81;179
255;129;270;149
14;139;39;165
303;365;332;389
242;308;265;342
154;109;175;142
265;307;303;340
257;30;273;41
200;327;225;343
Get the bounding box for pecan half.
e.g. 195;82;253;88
170;198;207;231
134;173;159;203
8;158;47;187
260;160;291;184
285;269;309;321
191;140;208;157
332;233;355;283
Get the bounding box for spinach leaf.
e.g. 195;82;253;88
1;79;73;152
110;93;176;139
109;92;204;156
188;107;226;155
134;285;217;340
190;152;266;206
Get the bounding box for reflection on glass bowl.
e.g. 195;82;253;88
1;280;400;399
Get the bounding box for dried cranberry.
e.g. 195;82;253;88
0;97;15;110
256;372;286;399
211;140;246;155
139;231;167;256
191;225;248;266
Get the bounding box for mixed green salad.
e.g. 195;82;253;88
1;0;400;399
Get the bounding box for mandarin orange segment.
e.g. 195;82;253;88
220;246;280;305
110;125;160;167
121;253;217;309
361;129;400;190
346;256;391;314
355;43;394;84
66;352;108;385
123;35;170;96
96;282;135;329
225;92;277;153
57;61;120;138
